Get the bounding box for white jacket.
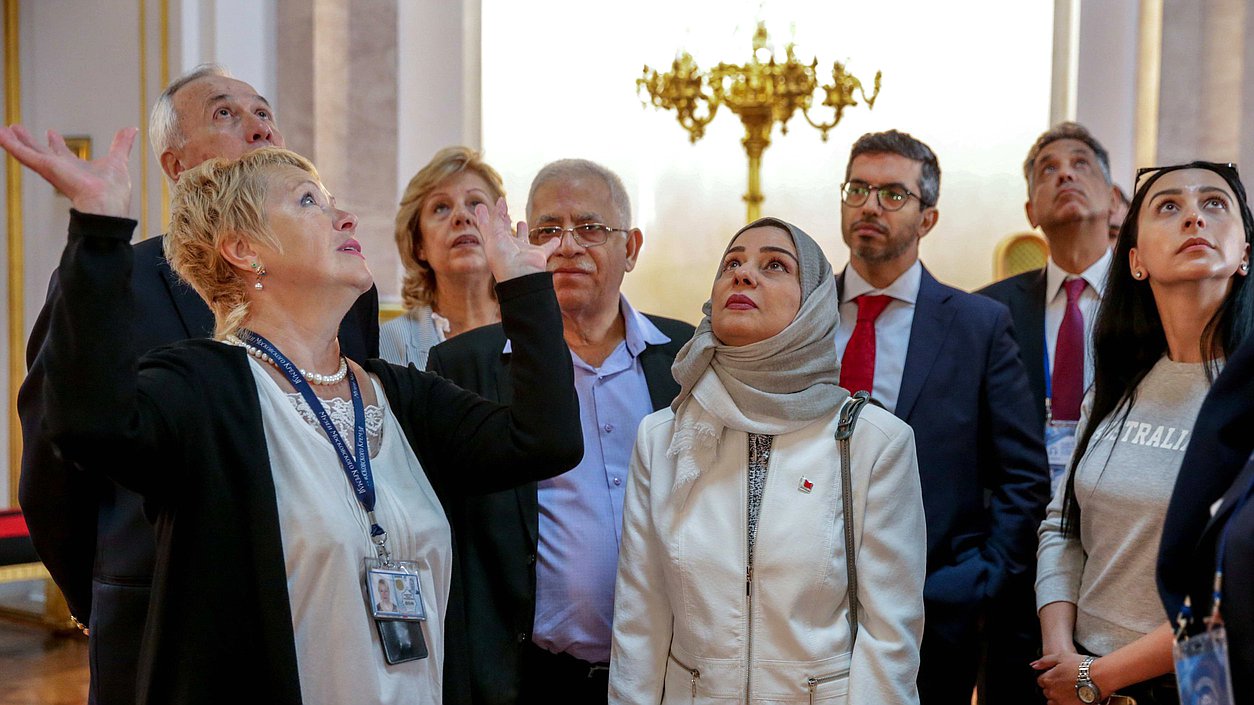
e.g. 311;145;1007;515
609;403;926;704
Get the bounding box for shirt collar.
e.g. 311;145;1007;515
622;295;671;357
840;260;922;305
502;295;669;356
1045;247;1112;302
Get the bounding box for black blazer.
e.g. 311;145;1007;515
18;218;378;705
977;268;1049;428
427;312;694;705
840;267;1049;642
42;210;580;705
1157;336;1254;702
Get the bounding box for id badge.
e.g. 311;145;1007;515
364;558;429;664
365;559;427;621
1045;419;1077;497
1174;625;1236;705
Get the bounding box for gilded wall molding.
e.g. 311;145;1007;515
5;0;21;504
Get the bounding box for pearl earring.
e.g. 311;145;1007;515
1241;263;1250;274
251;262;267;290
1133;270;1144;280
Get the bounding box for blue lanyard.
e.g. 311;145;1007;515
241;331;391;560
1043;343;1052;401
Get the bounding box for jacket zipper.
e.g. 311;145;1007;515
669;651;701;701
745;439;772;704
745;562;754;703
805;669;849;705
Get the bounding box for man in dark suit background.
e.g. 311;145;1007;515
979;122;1118;430
428;158;693;705
976;122;1118;704
833;130;1049;704
12;64;378;705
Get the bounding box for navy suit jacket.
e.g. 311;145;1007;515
977;268;1049;429
427;314;694;705
841;266;1049;641
18;232;378;705
1157;336;1254;701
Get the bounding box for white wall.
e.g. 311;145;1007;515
481;0;1056;323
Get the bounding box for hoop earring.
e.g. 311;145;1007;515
251;261;267;290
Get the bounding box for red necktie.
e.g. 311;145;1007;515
840;294;893;394
1052;278;1087;421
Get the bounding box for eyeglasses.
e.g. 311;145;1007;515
839;181;926;212
528;223;629;247
1134;161;1240;193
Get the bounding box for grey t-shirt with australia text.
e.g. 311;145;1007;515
1036;355;1211;655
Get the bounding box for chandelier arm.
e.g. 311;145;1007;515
800;106;839;142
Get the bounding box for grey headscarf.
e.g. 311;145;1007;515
667;217;847;490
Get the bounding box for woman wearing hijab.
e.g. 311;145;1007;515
608;218;926;704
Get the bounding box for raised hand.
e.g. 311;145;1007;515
0;125;137;218
474;198;560;282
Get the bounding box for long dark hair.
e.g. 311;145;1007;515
1061;161;1254;536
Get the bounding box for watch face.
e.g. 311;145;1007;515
1076;684;1098;703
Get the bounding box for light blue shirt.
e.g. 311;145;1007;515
512;297;669;663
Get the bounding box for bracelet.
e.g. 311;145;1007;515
69;614;90;636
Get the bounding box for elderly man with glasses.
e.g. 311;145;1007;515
833;129;1049;705
428;158;693;704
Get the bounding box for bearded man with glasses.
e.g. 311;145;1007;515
833;130;1049;705
428;158;693;704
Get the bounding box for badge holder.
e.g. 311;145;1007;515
1173;598;1235;705
365;529;429;664
1171;475;1250;705
1042;394;1078;495
1045;417;1077;495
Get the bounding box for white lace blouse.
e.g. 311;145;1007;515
246;356;452;705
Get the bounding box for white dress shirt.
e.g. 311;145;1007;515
1043;249;1110;395
836;261;922;415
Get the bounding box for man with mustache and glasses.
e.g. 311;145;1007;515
428;159;693;704
834;130;1048;705
977;123;1121;704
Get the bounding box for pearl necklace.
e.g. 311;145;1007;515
225;335;349;386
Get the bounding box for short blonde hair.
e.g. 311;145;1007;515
395;146;505;311
165;147;317;338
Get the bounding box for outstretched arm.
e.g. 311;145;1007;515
0;124;137;216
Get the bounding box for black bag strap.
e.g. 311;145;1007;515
835;390;876;646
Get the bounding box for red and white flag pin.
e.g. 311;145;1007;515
798;477;814;493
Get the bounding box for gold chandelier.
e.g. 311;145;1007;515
638;22;881;222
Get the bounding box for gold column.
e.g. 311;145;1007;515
4;0;21;505
138;0;149;240
1134;0;1163;169
159;0;169;230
